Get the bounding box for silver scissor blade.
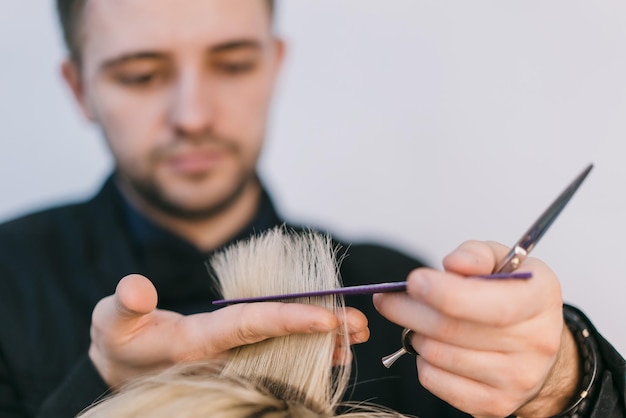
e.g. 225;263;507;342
494;163;593;273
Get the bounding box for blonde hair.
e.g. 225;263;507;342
78;227;410;418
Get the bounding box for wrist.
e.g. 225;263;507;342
512;308;600;418
514;321;581;417
549;307;600;417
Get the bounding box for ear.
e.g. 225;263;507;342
61;58;95;121
270;37;286;82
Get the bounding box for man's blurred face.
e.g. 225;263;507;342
68;0;282;218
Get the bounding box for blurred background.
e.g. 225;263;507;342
1;2;625;352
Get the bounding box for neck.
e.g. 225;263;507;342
122;179;263;253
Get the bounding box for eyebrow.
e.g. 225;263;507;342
100;52;165;71
99;39;263;71
210;40;263;53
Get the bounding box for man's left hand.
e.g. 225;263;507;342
374;240;579;417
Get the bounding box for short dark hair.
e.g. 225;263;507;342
56;0;276;62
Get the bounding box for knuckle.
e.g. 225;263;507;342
503;357;546;396
511;367;541;394
418;339;444;365
523;315;562;356
235;305;263;342
536;331;561;357
489;305;518;327
231;323;258;348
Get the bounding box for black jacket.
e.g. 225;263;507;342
0;177;623;417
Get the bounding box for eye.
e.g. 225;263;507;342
214;61;257;75
115;72;159;86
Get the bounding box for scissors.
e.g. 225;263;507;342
214;164;592;309
381;163;594;367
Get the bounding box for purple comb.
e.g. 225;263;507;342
212;271;532;305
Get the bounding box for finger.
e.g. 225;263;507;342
336;307;368;334
415;356;523;417
374;292;521;350
442;240;510;276
188;302;340;354
116;274;158;316
89;275;174;387
410;332;504;383
348;328;370;345
92;274;158;333
336;307;370;344
409;333;544;389
336;327;370;346
404;265;558;325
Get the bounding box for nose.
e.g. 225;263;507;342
169;70;214;139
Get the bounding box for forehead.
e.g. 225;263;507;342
81;0;272;62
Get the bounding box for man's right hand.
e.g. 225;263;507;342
89;274;369;389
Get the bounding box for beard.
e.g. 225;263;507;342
118;168;256;221
113;134;261;221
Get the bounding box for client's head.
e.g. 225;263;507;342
78;228;408;418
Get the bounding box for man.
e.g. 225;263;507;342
0;0;623;417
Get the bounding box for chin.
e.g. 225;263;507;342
158;180;252;219
126;165;256;219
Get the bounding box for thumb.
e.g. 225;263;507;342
89;275;164;388
93;274;158;332
116;274;158;316
442;240;510;276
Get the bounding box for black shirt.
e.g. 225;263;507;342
0;177;623;417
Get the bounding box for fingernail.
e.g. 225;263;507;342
310;324;333;333
310;317;336;333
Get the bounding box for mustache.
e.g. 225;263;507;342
150;135;239;160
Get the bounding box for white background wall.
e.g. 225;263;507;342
1;2;625;353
